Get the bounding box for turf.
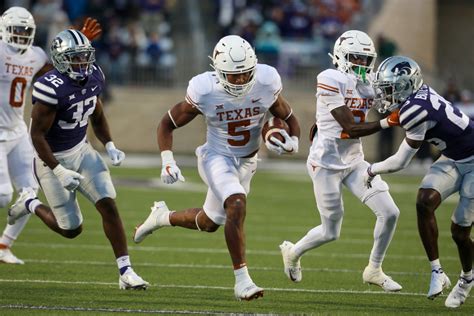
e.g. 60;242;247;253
0;166;471;315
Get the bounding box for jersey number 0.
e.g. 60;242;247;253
9;77;27;108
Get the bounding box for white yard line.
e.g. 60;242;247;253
13;241;461;262
0;278;426;297
16;258;427;276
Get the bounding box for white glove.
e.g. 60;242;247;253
365;165;376;189
160;150;185;184
53;164;84;192
267;130;299;155
105;141;125;166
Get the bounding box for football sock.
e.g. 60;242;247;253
430;259;442;272
0;234;15;248
234;265;251;284
117;255;131;275
368;260;381;270
2;213;30;242
461;270;472;282
27;199;41;214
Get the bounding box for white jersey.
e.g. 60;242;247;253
308;69;375;170
185;64;282;157
0;41;48;141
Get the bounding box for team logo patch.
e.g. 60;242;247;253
391;62;412;75
215;104;224;110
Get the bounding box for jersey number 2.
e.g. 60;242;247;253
9;77;27;108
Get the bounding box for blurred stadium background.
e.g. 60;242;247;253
2;0;473;163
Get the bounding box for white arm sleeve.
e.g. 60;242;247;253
371;139;419;174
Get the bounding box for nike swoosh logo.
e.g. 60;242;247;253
91;86;98;91
251;98;261;103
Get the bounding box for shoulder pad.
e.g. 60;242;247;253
317;69;349;86
255;64;280;86
189;71;214;96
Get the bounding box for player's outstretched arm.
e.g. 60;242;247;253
365;138;421;188
90;98;125;166
331;106;399;139
157;101;200;184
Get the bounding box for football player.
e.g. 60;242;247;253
0;6;101;264
133;35;300;300
279;30;402;292
366;56;473;308
7;29;148;290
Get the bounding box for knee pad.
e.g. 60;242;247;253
0;194;13;208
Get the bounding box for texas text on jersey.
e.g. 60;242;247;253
31;64;105;152
400;84;474;161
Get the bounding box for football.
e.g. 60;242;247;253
261;117;290;146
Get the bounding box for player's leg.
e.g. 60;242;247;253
419;158;460;299
280;163;344;283
345;161;401;292
1;135;40;263
445;166;474;308
0;140;22;264
77;144;147;289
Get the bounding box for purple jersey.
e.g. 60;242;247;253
399;84;474;160
32;65;105;152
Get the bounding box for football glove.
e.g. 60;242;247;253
53;164;84;192
80;17;102;41
365;165;376;189
267;130;299;155
161;150;185;184
380;110;400;128
105;142;125;166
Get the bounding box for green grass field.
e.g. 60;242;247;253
0;165;471;315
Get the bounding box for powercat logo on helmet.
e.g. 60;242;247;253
391;62;412;75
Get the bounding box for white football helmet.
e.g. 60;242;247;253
329;30;376;82
373;56;423;113
1;7;36;51
210;35;257;97
51;30;95;81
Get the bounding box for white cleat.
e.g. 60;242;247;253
362;266;402;292
133;201;171;243
8;189;36;225
0;248;25;264
279;241;302;282
119;268;149;290
234;280;264;301
445;277;472;308
427;269;451;299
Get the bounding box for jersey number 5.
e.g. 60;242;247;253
227;120;251;146
9;77;27;108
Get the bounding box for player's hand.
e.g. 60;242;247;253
365;165;376;189
265;139;284;155
161;150;185;184
80;17;102;41
269;130;299;154
53;164;84;192
105;142;125;166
